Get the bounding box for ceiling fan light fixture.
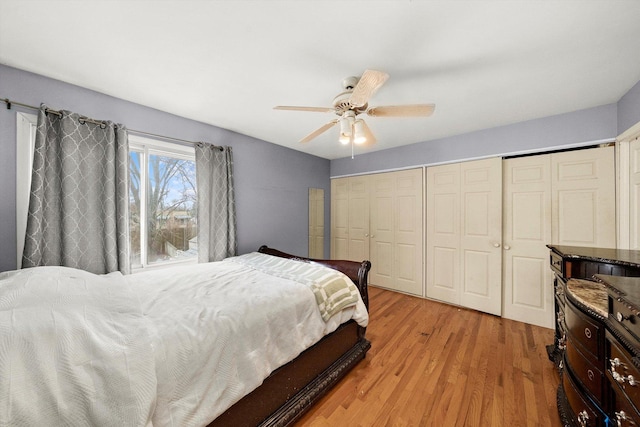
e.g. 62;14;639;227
353;120;367;144
339;112;356;145
339;116;352;138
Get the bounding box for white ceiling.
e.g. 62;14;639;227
1;1;640;160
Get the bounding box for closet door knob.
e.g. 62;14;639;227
504;245;511;250
492;242;501;248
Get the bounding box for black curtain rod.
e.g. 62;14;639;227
2;97;223;150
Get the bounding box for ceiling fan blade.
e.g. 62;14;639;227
299;119;339;143
348;70;389;108
367;104;436;117
274;106;335;113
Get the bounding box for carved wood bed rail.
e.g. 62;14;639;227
207;246;372;427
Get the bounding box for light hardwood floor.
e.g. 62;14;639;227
296;287;561;427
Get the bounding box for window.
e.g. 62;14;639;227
16;123;198;271
129;136;198;269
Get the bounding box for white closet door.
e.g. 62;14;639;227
552;146;616;248
348;176;370;261
502;155;554;328
369;172;394;288
394;169;424;296
631;138;640;250
370;169;423;295
459;158;503;316
308;188;324;259
426;163;461;305
331;178;349;259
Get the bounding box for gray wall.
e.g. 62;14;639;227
0;64;331;272
618;79;640;135
330;103;619;177
331;76;640;177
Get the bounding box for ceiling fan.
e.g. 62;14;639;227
274;70;435;146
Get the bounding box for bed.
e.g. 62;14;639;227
0;245;371;426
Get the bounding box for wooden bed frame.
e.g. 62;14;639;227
207;245;371;427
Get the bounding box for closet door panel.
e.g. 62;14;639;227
331;178;349;259
348;176;370;261
426;163;461;304
552;146;616;248
393;169;423;295
459;158;503;316
370;175;394;288
632;139;640;249
502;155;553;328
308;188;324;259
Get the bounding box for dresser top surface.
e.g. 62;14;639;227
566;278;608;318
547;245;640;268
597;274;640;313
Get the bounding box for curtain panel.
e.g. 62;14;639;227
195;144;237;262
22;105;130;274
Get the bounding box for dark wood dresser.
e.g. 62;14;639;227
547;245;640;426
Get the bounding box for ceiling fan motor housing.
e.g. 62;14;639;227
342;76;360;90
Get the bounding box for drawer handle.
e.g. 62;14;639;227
578;410;589;427
615;410;637;426
611;369;637;386
584;327;592;339
611;357;628;370
617;311;635;324
587;369;594;381
558;334;566;351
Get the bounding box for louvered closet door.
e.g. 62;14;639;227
552;146;616;248
502;154;554;328
426;163;461;305
459;158;503;316
331;178;349;259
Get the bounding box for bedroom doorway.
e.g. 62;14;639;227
309;188;324;258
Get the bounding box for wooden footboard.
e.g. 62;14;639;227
207;246;372;427
257;245;371;310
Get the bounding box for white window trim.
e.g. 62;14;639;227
16;112;37;269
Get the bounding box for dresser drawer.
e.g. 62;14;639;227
563;367;602;427
611;297;640;343
566;299;603;360
608;334;640;411
611;385;640;427
566;339;604;404
551;251;564;277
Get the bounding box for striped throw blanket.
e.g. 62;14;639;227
231;252;361;322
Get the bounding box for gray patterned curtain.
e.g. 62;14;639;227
22;105;130;274
195;144;237;262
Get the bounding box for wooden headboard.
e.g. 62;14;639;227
258;245;371;309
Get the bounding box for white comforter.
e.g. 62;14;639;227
0;253;368;427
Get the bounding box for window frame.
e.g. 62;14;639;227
129;135;198;271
